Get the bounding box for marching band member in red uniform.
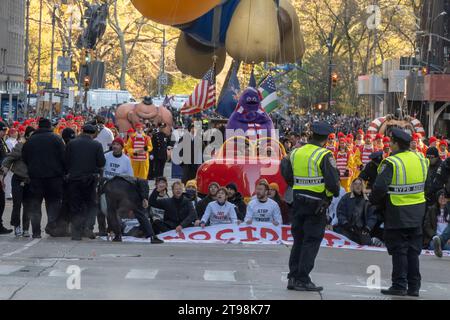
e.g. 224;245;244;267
326;133;337;154
429;136;438;149
354;129;364;149
374;133;384;152
439;140;449;160
335;138;353;192
356;134;375;169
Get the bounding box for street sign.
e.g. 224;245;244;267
37;82;49;87
57;56;71;72
55;92;69;99
158;73;169;85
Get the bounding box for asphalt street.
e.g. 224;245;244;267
1;214;449;300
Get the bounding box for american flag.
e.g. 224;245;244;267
181;66;216;115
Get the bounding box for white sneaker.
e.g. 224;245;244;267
22;230;30;238
14;226;23;237
371;237;384;247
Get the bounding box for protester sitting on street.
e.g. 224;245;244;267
22;118;66;238
245;180;282;226
196;188;239;227
184;180;200;210
149;181;197;234
150;177;170;234
196;182;219;219
268;182;291;224
335;177;378;246
425;190;450;257
2;126;35;237
226;183;247;221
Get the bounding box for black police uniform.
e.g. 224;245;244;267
369;128;427;296
65;125;106;240
281;122;340;291
152;129;168;179
430;157;450;197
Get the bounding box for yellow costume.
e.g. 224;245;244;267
125;133;153;180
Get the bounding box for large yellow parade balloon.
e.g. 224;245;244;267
130;0;221;25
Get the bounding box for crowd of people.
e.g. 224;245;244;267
280;127;450;253
0;111;448;257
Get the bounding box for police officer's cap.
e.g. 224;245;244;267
390;128;412;143
83;124;97;134
311;121;334;137
369;151;383;160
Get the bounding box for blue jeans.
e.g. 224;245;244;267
436;224;450;251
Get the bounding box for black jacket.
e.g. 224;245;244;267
149;189;197;229
65;134;106;179
196;195;215;219
22;128;66;179
0;137;9;165
431;158;450;197
369;150;427;229
337;193;378;231
425;159;442;204
423;204;450;247
228;192;247;221
281;143;341;200
359;160;381;190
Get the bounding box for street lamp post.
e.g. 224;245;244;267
326;33;334;111
427;11;447;74
37;0;43;86
48;5;58;120
24;0;30;116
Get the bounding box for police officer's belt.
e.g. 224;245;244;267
388;183;425;195
294;177;325;186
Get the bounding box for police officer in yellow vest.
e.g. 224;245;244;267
281;121;340;292
370;128;429;297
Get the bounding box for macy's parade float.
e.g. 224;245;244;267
196;88;287;199
115;97;173;136
130;0;305;78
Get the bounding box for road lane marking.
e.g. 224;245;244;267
2;238;41;257
49;268;86;277
125;269;159;280
203;270;236;282
0;265;25;275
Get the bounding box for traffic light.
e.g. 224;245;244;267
84;76;91;90
80;49;91;65
332;72;339;87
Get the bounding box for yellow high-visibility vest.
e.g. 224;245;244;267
290;144;333;196
379;151;429;206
